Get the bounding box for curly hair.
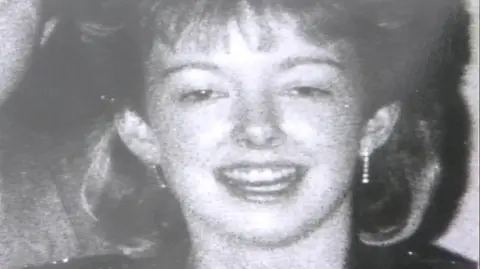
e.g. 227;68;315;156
77;0;471;257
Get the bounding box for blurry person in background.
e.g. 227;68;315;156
0;0;136;267
0;2;59;267
0;1;43;104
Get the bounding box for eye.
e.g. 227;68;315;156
178;89;229;103
287;86;332;99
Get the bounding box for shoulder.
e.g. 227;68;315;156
392;245;478;269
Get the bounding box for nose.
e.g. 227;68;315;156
232;104;286;149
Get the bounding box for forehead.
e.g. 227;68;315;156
149;11;350;66
174;7;296;53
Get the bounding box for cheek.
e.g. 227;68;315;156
280;99;364;191
149;101;233;201
281;100;364;150
150;99;232;164
281;102;363;202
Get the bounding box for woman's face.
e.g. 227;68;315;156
0;0;42;104
145;17;368;245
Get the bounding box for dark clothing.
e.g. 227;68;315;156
24;245;478;269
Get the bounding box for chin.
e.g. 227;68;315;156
217;211;322;248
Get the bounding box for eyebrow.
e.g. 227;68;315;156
162;62;220;78
278;56;344;71
161;55;343;78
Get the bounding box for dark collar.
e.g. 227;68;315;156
24;245;477;269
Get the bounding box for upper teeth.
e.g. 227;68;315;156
223;167;296;182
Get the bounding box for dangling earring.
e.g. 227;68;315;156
362;151;370;184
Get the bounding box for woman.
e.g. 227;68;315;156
26;0;476;268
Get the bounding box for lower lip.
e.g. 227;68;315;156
216;172;304;204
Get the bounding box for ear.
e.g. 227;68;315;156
359;102;401;155
115;110;162;165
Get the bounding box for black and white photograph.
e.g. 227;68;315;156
0;0;478;268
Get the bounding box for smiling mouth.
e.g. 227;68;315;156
215;163;307;204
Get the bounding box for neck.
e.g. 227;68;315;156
188;196;352;269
